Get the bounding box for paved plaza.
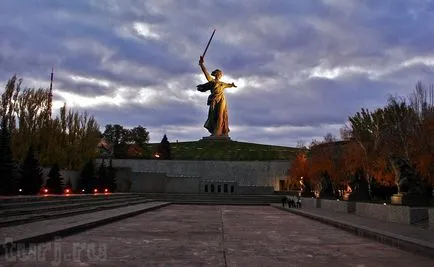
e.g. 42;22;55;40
1;205;433;266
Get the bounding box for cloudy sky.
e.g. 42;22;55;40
1;0;434;146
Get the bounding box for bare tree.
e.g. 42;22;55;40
339;124;353;141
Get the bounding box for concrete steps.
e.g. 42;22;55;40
0;194;151;227
0;195;149;215
0;193;143;207
0;202;170;256
135;193;283;204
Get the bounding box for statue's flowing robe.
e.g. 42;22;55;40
197;81;232;136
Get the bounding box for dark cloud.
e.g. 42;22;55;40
1;0;434;145
81;100;203;128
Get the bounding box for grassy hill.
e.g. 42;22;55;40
146;140;299;161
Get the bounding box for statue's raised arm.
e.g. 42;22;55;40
199;56;213;82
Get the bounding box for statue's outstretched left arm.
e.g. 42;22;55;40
224;82;237;88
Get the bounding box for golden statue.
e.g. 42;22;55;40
197;56;237;137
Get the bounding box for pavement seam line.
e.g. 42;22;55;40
219;207;228;267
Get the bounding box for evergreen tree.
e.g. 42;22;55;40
46;163;64;194
319;171;335;199
80;159;96;193
97;160;107;190
0;119;19;195
20;146;43;195
106;159;117;192
156;134;171;159
65;178;73;191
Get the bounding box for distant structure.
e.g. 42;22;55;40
47;67;54;119
155;134;172;160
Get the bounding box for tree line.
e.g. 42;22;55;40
101;124;150;158
0;75;103;195
100;124;172;159
0;75;122;195
0;75;100;170
288;82;434;201
0;75;167;195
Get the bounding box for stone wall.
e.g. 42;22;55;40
130;172;166;193
356;202;428;227
355;202;389;222
321;199;356;213
166;177;201;193
308;200;429;225
396;207;428;225
122;170;275;194
430;208;434;229
238;186;274;195
115;167;133;192
355;202;429;224
107;159;290;190
301;197;321;208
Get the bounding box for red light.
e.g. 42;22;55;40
65;189;70;194
104;189;108;193
44;189;48;193
94;189;98;193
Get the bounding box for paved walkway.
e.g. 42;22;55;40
1;205;433;266
272;204;434;257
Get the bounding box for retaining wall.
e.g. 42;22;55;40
356;202;428;225
130;172;167;193
238;186;274;195
166;177;201;193
114;167;133;192
126;171;275;194
106;159;290;190
321;199;356;213
430;208;434;229
301;197;321;208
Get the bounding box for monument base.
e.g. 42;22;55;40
201;136;232;142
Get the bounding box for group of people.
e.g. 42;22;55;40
281;195;302;208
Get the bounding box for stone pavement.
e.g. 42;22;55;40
272;203;434;258
1;205;433;266
0;201;170;255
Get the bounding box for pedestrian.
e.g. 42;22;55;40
296;196;302;208
281;196;287;207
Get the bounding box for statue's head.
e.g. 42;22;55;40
211;69;223;79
